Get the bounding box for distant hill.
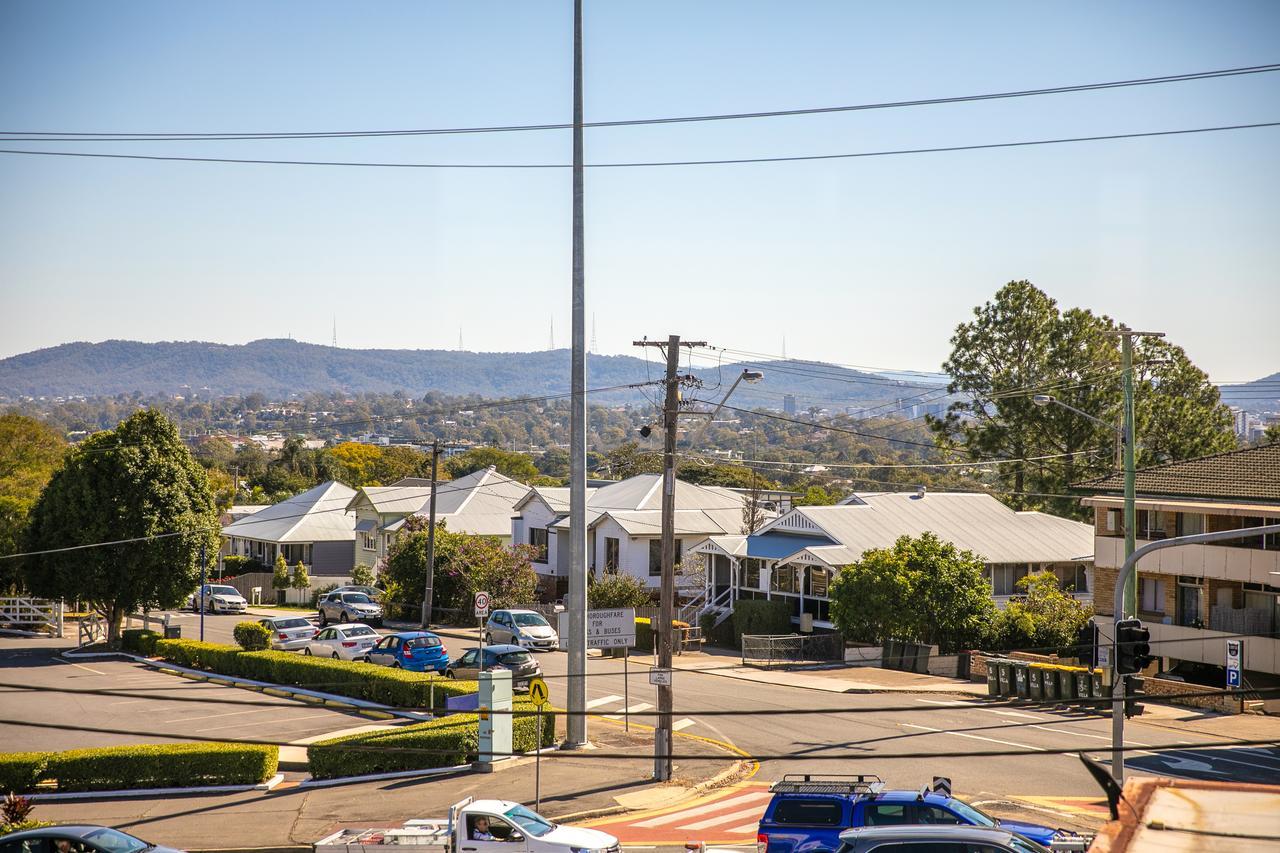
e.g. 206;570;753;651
0;339;941;410
1219;372;1280;414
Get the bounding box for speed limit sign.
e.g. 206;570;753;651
474;591;491;618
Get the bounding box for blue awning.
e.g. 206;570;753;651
744;533;834;560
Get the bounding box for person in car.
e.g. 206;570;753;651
470;816;495;841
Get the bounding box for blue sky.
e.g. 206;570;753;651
1;1;1277;381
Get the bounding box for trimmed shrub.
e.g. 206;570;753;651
633;616;690;653
699;613;737;649
233;621;271;651
42;743;277;793
120;628;161;656
153;641;478;710
0;744;275;794
0;753;49;795
731;599;793;643
307;703;554;779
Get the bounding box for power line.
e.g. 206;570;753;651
2;122;1277;170
6;63;1277;141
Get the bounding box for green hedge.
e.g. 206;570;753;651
121;629;161;656
699;612;737;649
633;617;690;653
731;599;794;643
233;621;271;651
154;639;478;711
308;703;555;779
0;744;277;794
0;752;50;794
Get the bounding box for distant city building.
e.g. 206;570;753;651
783;394;797;416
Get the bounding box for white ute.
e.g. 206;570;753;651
314;797;619;853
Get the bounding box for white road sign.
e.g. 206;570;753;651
474;591;491;618
649;668;673;686
586;607;636;649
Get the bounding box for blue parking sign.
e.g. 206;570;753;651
1225;640;1242;687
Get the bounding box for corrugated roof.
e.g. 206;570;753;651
382;467;533;537
546;474;756;535
755;492;1093;565
1077;443;1280;504
222;481;357;544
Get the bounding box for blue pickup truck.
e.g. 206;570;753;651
757;775;1078;852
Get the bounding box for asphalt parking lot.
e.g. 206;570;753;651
0;637;380;752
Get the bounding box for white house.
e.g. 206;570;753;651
693;490;1094;630
346;466;531;568
512;474;761;599
220;481;357;578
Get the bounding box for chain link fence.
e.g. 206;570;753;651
741;632;845;668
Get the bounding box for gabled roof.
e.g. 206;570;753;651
749;492;1093;565
349;484;433;515
380;467;533;537
1076;443;1280;504
545;474;755;536
222;481;357;544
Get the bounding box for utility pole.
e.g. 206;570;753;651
633;335;706;780
565;0;589;749
420;440;440;629
1104;325;1163;783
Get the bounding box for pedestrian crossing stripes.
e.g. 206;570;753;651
587;693;696;733
583;785;771;843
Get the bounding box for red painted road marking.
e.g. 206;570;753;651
583;784;771;844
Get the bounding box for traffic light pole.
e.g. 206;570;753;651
1109;522;1280;782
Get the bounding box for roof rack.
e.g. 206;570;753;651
768;774;885;795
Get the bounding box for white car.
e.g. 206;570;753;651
305;623;379;660
258;615;318;651
190;583;248;614
484;609;560;651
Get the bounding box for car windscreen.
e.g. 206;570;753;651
210;586;239;595
342;593;373;604
948;799;997;827
496;650;533;666
343;625;377;637
84;828;150;853
406;636;442;648
504;804;554;837
512;613;549;627
273;618;312;629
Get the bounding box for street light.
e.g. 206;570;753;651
1032;394;1119;434
688;369;764;447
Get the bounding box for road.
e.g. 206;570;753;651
0;638;381;751
121;608;1280;797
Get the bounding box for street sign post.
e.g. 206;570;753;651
1226;639;1243;688
528;676;549;811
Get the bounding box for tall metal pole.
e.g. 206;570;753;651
565;0;589;748
1121;329;1137;619
655;334;681;781
199;541;206;642
421;440;440;629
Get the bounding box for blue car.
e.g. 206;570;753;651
757;774;1078;852
361;631;449;673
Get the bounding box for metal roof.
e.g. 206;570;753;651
222;481;357;544
754;492;1093;566
546;474;759;536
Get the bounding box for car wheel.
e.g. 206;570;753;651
332;652;341;660
318;612;327;626
303;647;312;656
391;661;401;669
339;612;349;623
445;669;455;680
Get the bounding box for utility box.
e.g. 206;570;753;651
476;670;512;771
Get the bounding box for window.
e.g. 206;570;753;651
1139;577;1166;614
1178;576;1205;628
917;805;964;825
459;650;478;666
770;798;843;826
807;567;831;598
987;564;1028;596
604;537;620;572
650;539;682;576
771;565;798;594
743;559;762;590
529;528;548;563
1178;512;1205;536
1104;508;1123;536
863;803;910;825
362;531;378;551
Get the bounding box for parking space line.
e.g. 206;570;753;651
982;709;1042;720
193;713;338;734
68;663;107;675
164;707;284;724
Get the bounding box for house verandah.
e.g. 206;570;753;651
692;492;1095;631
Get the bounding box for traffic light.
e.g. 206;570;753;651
1075;621;1098;668
1116;619;1154;675
1124;675;1145;718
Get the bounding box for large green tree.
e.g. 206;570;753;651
0;415;67;589
929;281;1235;515
829;533;993;653
989;571;1094;654
21;410;219;641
